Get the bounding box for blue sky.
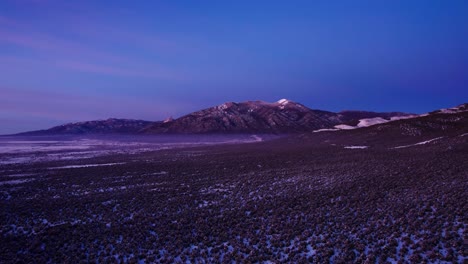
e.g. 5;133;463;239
1;0;467;134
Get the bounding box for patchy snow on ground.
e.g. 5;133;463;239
0;157;34;165
5;173;37;177
0;136;269;165
393;137;444;149
0;139;110;154
49;163;126;169
250;135;263;142
0;179;34;186
344;146;369;149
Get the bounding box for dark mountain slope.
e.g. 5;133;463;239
302;105;468;149
141;99;408;134
15;118;155;136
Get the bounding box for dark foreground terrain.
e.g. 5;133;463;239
1;131;467;263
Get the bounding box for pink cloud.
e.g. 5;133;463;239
0;13;179;66
0;15;20;27
70;22;185;54
0;53;189;81
0;86;190;122
56;60;184;80
0;29;125;63
0;29;191;80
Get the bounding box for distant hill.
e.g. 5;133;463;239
304;103;468;148
337;110;413;126
15;118;155;136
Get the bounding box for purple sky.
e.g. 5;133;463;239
1;0;467;134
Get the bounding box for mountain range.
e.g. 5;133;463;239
11;100;466;136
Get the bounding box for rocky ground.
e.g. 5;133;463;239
0;128;467;263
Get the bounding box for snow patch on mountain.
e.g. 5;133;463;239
218;103;229;110
163;117;174;123
313;128;340;133
390;115;418;121
276;99;291;109
333;114;420;131
437;104;468;114
357;117;389;127
334;124;356;130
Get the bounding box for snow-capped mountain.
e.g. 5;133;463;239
141;99;409;134
141;99;340;134
15;118;155;135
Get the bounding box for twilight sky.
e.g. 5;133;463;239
1;0;467;134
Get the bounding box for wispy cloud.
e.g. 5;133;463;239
0;86;190;122
0;15;20;26
69;21;188;55
56;60;184;80
0;28;189;80
0;29;125;63
0;3;195;80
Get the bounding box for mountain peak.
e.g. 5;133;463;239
142;99;341;134
164;117;174;123
275;99;302;110
217;102;236;111
277;99;291;105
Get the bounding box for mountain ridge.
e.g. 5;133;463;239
140;99;416;134
9;100;464;136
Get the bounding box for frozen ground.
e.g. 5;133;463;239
0;135;271;165
0;133;466;263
